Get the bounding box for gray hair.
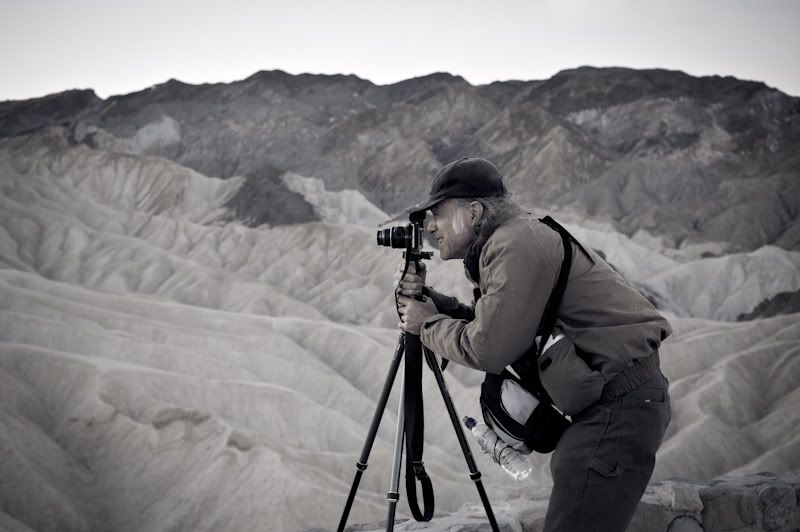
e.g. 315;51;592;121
455;194;525;281
455;194;524;245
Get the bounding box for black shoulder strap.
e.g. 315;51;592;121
535;216;577;358
512;216;591;400
541;216;594;265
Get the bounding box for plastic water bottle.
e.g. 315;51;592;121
463;416;532;481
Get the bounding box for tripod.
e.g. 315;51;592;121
336;305;500;531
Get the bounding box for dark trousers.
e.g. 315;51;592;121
543;373;671;532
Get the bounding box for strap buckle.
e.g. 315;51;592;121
412;461;428;480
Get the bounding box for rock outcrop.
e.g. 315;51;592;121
325;471;800;532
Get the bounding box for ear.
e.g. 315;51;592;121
468;201;485;224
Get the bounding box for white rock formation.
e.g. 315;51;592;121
281;172;388;227
641;246;800;320
558;213;800;321
73;115;182;156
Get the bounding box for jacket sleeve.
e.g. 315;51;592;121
420;228;561;374
424;286;475;321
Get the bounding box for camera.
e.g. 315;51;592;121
376;211;426;250
376;225;423;249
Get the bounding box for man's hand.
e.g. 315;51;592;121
397;294;438;335
395;261;426;298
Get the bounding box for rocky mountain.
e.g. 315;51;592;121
1;67;799;255
2;68;800;531
1;124;798;531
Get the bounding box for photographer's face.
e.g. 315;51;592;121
426;199;479;260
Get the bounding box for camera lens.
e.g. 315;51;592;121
377;228;390;246
376;226;411;248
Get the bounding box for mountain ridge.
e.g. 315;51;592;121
2;67;797;255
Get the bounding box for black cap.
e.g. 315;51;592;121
406;157;506;215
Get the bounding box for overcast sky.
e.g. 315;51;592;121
1;0;798;102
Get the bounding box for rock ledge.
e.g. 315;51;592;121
316;471;800;532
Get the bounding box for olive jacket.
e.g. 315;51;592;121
420;213;672;413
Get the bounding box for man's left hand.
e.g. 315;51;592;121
397;295;438;335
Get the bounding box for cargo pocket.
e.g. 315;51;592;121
538;333;605;416
588;456;624;478
614;389;670;472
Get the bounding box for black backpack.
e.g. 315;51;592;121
479;216;593;454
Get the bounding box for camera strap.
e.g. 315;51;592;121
403;332;435;522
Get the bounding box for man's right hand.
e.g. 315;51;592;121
395;261;426;298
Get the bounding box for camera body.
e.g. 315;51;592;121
376;211;427;252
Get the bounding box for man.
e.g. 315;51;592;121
396;157;672;532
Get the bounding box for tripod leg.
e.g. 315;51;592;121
337;335;405;532
424;350;501;532
385;365;406;532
